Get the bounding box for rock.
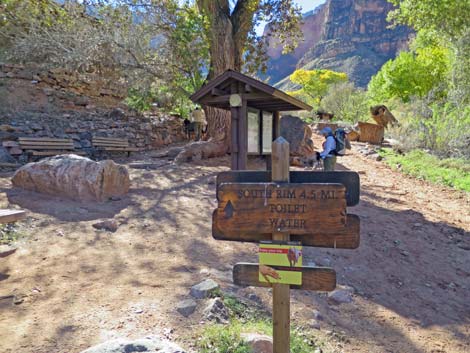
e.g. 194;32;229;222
174;141;227;165
0;244;17;258
176;299;197;317
12;155;130;202
92;220;119;232
0;147;17;164
80;140;92;148
246;293;262;304
310;319;321;330
328;287;354;305
312;309;324;321
8;147;23;156
2;141;19;148
280;115;314;159
203;297;229;323
108;108;126;120
190;279;219;299
240;333;273;353
370;105;399;128
80;336;186;353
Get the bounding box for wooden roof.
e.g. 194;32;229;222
190;70;312;112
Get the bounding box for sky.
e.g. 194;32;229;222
256;0;326;35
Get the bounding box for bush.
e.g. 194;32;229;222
320;82;369;123
385;100;470;159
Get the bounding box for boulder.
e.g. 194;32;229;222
0;147;17;164
12;154;130;202
190;279;219;299
327;285;355;305
92;220;119;232
176;299;197;317
203;297;229;323
80;337;186;353
370;105;399;128
280;115;314;158
240;333;273;353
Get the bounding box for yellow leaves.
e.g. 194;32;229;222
288;68;348;105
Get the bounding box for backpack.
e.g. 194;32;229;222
333;128;350;156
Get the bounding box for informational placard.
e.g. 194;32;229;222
216;182;347;234
259;242;303;285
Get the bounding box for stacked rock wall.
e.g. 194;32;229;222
0;63;186;162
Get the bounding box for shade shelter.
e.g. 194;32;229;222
190;70;312;170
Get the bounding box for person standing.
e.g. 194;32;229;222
190;106;206;141
316;127;337;171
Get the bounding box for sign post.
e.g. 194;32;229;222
271;137;292;353
212;136;360;352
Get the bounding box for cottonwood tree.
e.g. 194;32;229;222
196;0;303;144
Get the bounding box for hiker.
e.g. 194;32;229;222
316;127;337;171
190;106;206;141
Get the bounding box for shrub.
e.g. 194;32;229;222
385;99;470;159
320;82;369;123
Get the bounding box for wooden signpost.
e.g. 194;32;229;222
212;137;360;353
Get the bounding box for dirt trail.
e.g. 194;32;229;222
0;140;469;353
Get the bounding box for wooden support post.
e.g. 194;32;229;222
271;137;290;353
273;111;280;140
238;98;248;170
230;83;239;170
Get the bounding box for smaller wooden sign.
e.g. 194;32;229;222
259;243;303;285
212;212;360;249
234;263;336;291
216;183;347;234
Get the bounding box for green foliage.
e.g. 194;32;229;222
387;0;470;39
197;319;321;353
386;0;470;105
288;69;348;106
0;224;25;245
378;149;470;192
385;100;470;159
367;45;450;103
319;83;369;123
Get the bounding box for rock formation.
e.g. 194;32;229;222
370;105;399;127
280;115;315;160
12;154;130;202
264;0;413;88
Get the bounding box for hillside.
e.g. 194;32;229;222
264;0;413;89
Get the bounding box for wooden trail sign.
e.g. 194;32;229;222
216;170;360;206
216;182;347;234
212;211;360;249
211;136;361;353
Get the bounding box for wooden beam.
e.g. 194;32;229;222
0;209;26;224
233;263;336;291
211;88;228;96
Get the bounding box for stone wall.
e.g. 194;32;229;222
0;63;186;162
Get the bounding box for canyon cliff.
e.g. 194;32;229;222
264;0;413;89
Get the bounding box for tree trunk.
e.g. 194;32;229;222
174;1;255;164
